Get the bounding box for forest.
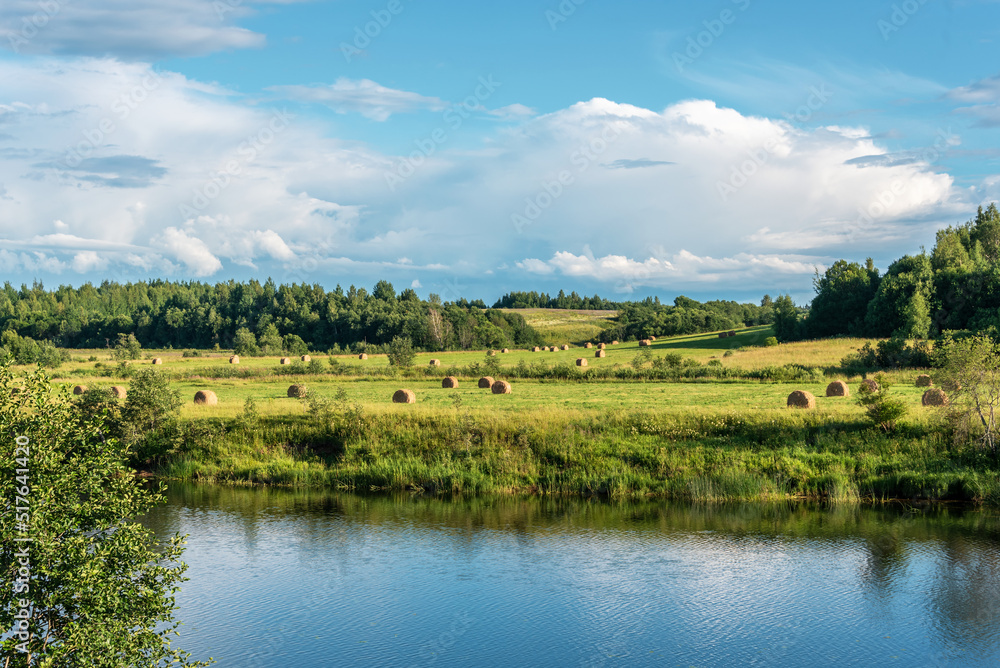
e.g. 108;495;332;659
788;204;1000;343
0;275;774;361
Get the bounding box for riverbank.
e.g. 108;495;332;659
147;406;1000;505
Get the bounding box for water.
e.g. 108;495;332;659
143;485;1000;667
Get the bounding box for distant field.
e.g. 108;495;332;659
503;308;617;345
40;326;933;422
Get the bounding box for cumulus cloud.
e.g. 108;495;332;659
154;228;222;277
949;74;1000;127
271;79;447;121
0;0;308;59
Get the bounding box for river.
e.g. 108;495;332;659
143;484;1000;667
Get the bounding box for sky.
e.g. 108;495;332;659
0;0;998;305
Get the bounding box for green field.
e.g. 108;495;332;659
31;325;998;505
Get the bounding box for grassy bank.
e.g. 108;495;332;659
148;405;1000;506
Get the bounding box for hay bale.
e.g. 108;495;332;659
287;384;307;398
598;343;606;350
826;381;850;398
488;350;497;356
576;358;588;367
478;376;495;389
611;340;619;345
595;350;606;358
787;390;816;409
561;344;570;351
300;355;311;362
73;385;87;395
442;376;459;389
584;343;593;349
429;359;441;366
728;331;737;337
151;358;163;365
229;355;240;364
860;378;879;393
358;353;368;360
649;336;657;341
393;389;416;404
193;390;218;406
639;340;652;347
922;388;948;407
501;348;510;354
491;380;512;394
110;385;127;399
916;374;933;387
532;347;541;352
279;357;291;365
718;332;727;339
550;347;558;352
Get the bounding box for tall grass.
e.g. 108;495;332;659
148;407;1000;505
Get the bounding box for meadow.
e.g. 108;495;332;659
32;318;999;505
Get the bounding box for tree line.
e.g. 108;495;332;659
788;204;1000;342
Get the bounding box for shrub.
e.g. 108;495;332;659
856;374;907;432
765;336;779;347
386;336;416;368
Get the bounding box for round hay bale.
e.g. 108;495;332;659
922;388;948;407
532;347;541;352
787;390;816;409
478;376;495;389
429;359;441;367
279;357;291;365
916;374;933;387
576;358;588;367
826;381;850;398
488;350;497;357
110;385;127;399
860;378;880;393
151;358;163;365
442;376;459;389
584;343;593;349
561;345;570;351
501;348;510;354
639;340;652;347
73;385;87;395
287;384;307;398
941;379;962;392
393;389;416;404
595;350;606;358
718;332;727;339
728;331;737;337
611;340;619;345
193;390;218;406
649;336;657;341
598;343;606;350
359;353;368;360
300;355;311;362
550;347;558;352
491;380;512;395
229;355;240;364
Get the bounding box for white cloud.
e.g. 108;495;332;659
71;250;107;273
410;279;422;288
271;79;447;121
154;228;222;277
0;0;308;59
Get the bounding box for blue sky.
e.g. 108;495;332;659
1;0;998;304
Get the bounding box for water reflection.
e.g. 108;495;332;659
143;485;1000;667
